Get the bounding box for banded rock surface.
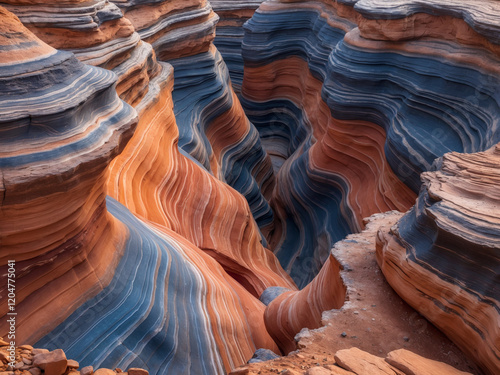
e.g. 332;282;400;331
0;8;288;374
1;0;499;374
0;6;136;343
377;144;500;375
241;0;500;288
1;0;159;107
110;0;279;234
212;0;265;94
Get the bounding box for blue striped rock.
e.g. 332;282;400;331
377;145;500;375
240;0;500;287
212;0;265;94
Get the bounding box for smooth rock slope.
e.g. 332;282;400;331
1;0;499;374
0;7;293;374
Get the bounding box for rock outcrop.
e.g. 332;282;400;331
230;346;473;375
240;0;500;289
109;0;279;235
1;0;157;107
263;254;346;353
1;0;499;374
377;145;500;375
1;0;285;292
0;7;289;374
0;5;136;343
212;0;264;94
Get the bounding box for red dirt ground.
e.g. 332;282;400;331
230;212;482;375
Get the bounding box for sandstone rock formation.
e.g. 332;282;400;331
0;341;146;375
0;7;289;374
0;5;137;343
1;0;499;374
263;254;346;353
377;145;500;375
212;0;264;94
1;0;156;107
109;0;279;235
240;0;500;290
230;346;473;375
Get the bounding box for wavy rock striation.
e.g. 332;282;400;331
0;7;290;374
1;0;161;108
241;0;500;287
2;0;499;374
263;254;346;353
106;47;295;298
212;0;264;94
0;4;136;349
109;0;279;233
376;145;500;375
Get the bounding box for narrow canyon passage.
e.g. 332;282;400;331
0;1;499;375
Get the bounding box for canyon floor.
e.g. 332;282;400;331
231;212;481;375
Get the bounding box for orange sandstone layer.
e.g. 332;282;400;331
377;144;500;375
106;57;296;297
0;6;136;343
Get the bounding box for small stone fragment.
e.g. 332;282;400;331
335;347;404;375
80;366;93;375
18;346;33;351
33;349;67;375
386;349;472;375
127;369;148;375
28;368;41;375
0;351;9;362
67;360;79;369
94;369;116;375
340;332;347;338
228;367;250;375
248;349;280;364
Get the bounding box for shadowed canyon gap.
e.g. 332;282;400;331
0;1;499;375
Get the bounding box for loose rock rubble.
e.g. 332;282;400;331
0;340;148;375
229;347;473;375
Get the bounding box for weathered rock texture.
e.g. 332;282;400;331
0;5;136;343
377;145;500;375
229;346;473;375
1;0;156;107
240;0;500;290
0;6;293;374
0;342;148;375
1;0;499;374
263;255;346;353
212;0;264;94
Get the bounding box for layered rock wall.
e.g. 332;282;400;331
0;5;293;374
212;0;264;94
241;0;500;287
0;6;136;343
1;0;499;374
377;145;500;375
